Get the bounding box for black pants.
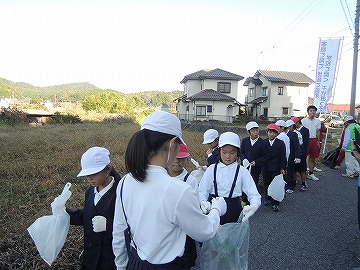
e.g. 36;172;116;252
286;161;296;190
127;248;181;270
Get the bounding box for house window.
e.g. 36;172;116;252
278;87;284;95
262;87;268;96
217;82;231;93
207;105;212;113
282;107;289;115
250;88;254;97
196;106;206;116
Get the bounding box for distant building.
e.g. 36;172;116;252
176;68;245;123
244;70;314;120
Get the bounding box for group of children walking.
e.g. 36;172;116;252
62;106;324;270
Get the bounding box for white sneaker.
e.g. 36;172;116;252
313;167;323;172
308;174;319;181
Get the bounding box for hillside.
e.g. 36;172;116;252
0;77;183;108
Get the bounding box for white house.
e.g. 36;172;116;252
176;68;244;123
244;70;314;119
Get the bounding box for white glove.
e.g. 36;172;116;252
242;204;259;222
294;158;301;164
210;197;227;216
92;216;107;232
200;201;211;214
242;159;250;169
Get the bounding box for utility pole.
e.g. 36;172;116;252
350;0;360;118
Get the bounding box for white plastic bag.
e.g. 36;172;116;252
27;182;72;266
190;158;206;185
197;212;250;270
267;174;285;202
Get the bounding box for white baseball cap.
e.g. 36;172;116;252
344;115;354;122
141;111;184;144
275;120;286;127
219;132;240;148
246;121;259;131
202;129;219;144
77;147;110;177
285;119;295;127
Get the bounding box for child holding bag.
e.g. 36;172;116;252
66;147;121;270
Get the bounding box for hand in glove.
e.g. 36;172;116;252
210;197;227;216
242;204;259;222
200;201;211;214
294;158;301;164
242;159;250;169
92;216;107;232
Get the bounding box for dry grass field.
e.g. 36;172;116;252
0;121;341;269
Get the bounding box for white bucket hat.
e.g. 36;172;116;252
275;120;286;127
285;119;295;127
344;115;354;122
246;121;259;131
77;147;110;177
219;132;240;148
202;129;219;144
141;111;185;144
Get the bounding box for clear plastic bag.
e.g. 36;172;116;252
27;182;72;266
267;174;285;202
197;213;250;270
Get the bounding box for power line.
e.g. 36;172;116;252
340;0;354;36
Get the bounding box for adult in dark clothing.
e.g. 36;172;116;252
66;147;121;270
263;124;287;212
240;121;268;188
202;129;220;167
292;116;310;191
285;120;301;193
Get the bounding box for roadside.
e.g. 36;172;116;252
248;163;360;270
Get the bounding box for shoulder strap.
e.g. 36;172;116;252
228;164;240;198
120;177;137;249
213;163;219;197
183;172;190;182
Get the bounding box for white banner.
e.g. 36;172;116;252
313;38;341;113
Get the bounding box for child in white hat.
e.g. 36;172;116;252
112;111;227;270
66;146;121;270
202;128;220;167
199;132;261;225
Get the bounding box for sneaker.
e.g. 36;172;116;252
286;189;294;194
272;205;280;212
334;165;341;170
342;173;355;179
313;167;323;172
300;185;307;192
307;174;319;181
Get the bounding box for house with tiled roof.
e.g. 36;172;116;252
176;68;244;123
244;70;314;119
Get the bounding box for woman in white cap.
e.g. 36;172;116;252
198;131;261;225
112;111;227;270
66;146;121;270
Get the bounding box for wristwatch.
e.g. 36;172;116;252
352;149;358;152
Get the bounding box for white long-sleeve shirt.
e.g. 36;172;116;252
171;169;199;195
112;165;220;269
198;161;261;207
277;132;290;161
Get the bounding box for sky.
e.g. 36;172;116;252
0;0;358;104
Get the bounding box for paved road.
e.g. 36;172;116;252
248;164;360;270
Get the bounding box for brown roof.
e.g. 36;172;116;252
188;89;235;101
255;70;314;84
180;68;244;83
